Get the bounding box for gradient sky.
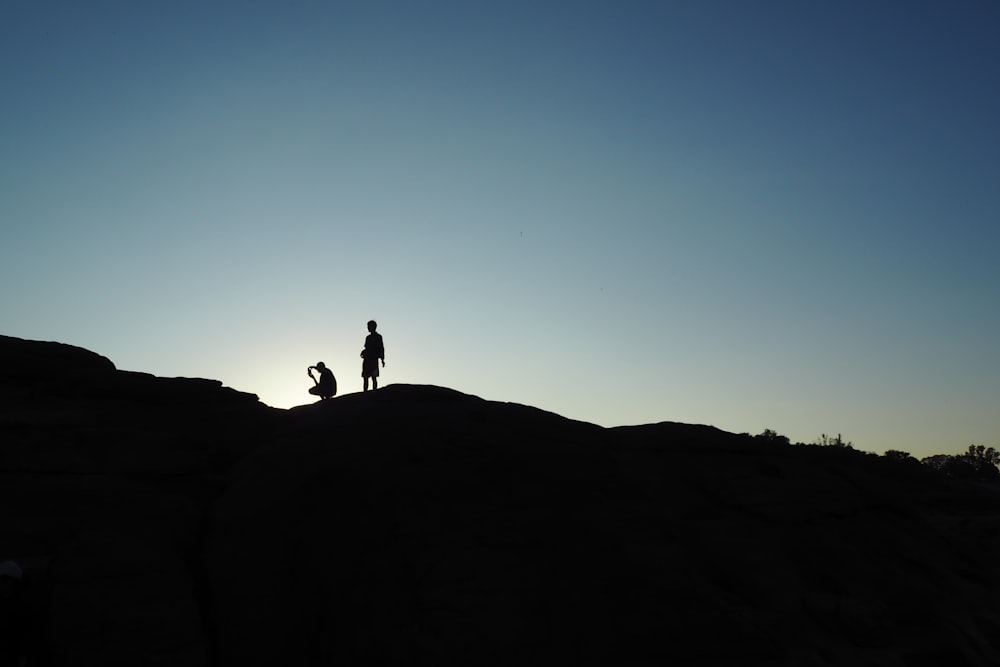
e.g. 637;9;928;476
3;1;998;458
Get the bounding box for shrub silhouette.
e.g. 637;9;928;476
754;428;790;446
814;433;853;448
883;449;916;463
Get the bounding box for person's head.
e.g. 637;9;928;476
316;362;326;370
367;320;377;332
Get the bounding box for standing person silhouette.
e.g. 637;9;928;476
361;320;385;391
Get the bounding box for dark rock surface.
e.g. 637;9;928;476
3;335;1000;666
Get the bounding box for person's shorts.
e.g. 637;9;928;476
362;357;379;378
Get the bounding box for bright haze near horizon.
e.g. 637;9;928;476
2;2;997;459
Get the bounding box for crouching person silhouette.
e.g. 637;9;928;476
308;362;337;399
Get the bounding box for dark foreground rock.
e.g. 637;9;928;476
3;335;1000;666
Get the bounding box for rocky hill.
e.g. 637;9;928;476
3;335;1000;666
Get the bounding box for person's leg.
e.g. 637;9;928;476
372;377;378;390
363;377;369;392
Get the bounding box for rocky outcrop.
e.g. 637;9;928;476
0;335;277;666
3;335;1000;666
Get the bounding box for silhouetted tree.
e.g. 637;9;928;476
960;445;1000;479
921;446;1000;481
883;450;915;462
922;454;975;479
965;444;999;465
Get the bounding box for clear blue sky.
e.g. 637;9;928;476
2;1;998;458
